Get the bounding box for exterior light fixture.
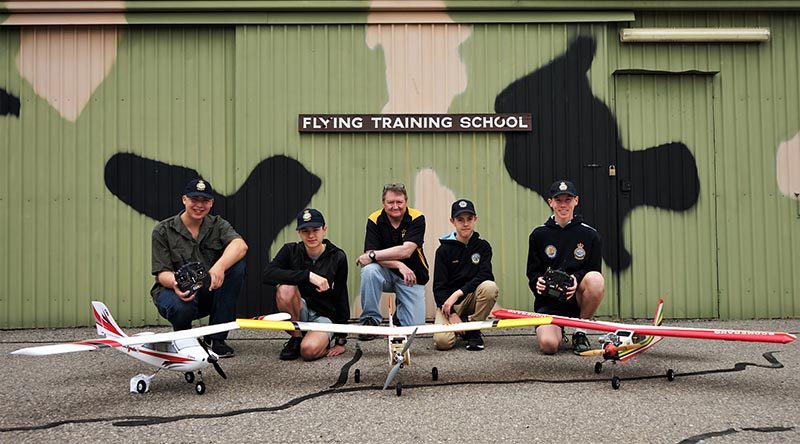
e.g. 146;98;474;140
620;28;770;43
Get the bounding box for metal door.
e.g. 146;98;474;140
613;74;717;318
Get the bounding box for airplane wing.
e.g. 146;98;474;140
492;308;796;344
11;322;240;356
236;316;552;336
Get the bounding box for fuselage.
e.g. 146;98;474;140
118;337;212;372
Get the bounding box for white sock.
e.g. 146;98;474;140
574;328;586;335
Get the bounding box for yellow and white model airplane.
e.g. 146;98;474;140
238;309;551;396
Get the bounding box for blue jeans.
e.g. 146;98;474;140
156;260;245;341
359;263;425;326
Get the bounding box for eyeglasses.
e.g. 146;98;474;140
383;183;406;192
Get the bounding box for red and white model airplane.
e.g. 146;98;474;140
493;298;796;389
11;301;243;395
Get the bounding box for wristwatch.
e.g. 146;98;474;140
335;336;347;346
368;250;377;263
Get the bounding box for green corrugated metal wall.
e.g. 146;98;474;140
615;12;800;319
0;8;799;327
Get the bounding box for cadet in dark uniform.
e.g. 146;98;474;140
262;208;350;361
526;180;604;355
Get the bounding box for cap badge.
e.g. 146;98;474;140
545;245;557;259
196;180;206;191
574;243;586;260
302;210;312;221
459;201;467;208
559;182;567;191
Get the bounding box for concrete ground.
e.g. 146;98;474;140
1;318;798;443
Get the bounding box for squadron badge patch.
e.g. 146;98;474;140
471;253;481;264
574;243;586;260
545;245;557;259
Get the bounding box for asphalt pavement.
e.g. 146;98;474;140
1;318;798;443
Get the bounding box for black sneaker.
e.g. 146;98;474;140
464;330;485;351
572;331;591;355
358;317;380;341
211;340;235;358
279;336;302;360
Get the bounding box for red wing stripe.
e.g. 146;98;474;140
79;338;121;349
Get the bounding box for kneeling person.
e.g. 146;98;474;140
527;180;604;355
433;200;498;351
262;209;350;360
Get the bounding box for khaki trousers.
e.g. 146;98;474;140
433;280;499;350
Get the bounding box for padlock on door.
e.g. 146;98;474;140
608;165;617;177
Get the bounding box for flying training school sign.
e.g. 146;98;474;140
298;114;531;133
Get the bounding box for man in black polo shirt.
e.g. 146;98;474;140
151;179;248;358
355;183;429;337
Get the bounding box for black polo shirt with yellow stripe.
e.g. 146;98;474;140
364;207;429;285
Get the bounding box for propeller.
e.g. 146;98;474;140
382;328;418;390
198;339;228;379
579;342;641;358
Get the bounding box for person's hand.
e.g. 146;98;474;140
535;276;546;294
441;290;463;317
208;264;225;291
327;344;345;357
398;263;417;286
171;276;196;302
309;272;330;292
355;253;371;267
564;275;578;298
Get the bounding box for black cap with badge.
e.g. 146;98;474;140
296;208;326;230
184;179;214;199
451;199;477;218
549;180;578;198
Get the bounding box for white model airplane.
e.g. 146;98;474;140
11;301;244;395
238;309;551;396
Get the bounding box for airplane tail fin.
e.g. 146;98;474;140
91;301;128;338
653;298;665;326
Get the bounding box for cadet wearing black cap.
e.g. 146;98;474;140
432;199;498;351
262;208;350;361
526;180;604;355
151;178;248;358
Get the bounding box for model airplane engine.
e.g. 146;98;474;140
542;268;573;302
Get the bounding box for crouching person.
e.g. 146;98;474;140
433;199;498;351
262;209;350;361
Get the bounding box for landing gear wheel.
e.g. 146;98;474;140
395;382;402;397
611;376;621;390
136;379;147;394
184;372;195;383
594;362;603;374
354;368;361;383
431;367;439;381
195;381;206;395
666;369;675;381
